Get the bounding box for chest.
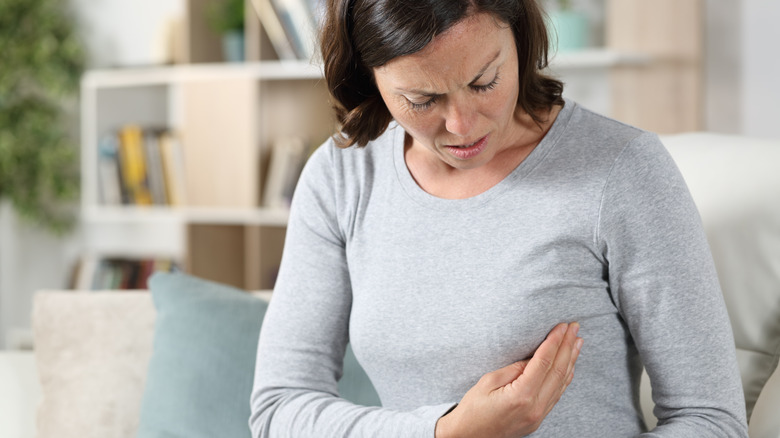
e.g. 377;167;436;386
342;187;615;403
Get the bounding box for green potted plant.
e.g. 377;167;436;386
547;0;589;53
207;0;246;62
0;0;86;233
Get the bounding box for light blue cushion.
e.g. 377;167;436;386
137;272;379;438
137;272;267;437
340;343;381;407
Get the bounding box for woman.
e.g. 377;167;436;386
250;0;749;436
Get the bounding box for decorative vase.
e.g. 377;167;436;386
547;10;589;53
222;31;245;63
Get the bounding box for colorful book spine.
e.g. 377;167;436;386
77;256;180;291
159;131;188;206
97;134;124;205
143;129;169;205
99;127;187;207
118;125;153;205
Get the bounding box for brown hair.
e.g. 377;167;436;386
320;0;564;148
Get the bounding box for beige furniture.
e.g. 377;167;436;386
1;133;778;438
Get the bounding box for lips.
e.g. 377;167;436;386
443;135;489;160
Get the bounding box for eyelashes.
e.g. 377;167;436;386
472;73;500;93
410;98;438;111
408;73;501;112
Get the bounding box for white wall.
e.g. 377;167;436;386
68;0;183;68
704;0;780;140
741;0;780;139
0;204;83;349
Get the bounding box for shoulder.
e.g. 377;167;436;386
295;124;400;214
554;101;690;209
563;101;657;158
304;124;399;180
546;101;670;182
291;125;400;241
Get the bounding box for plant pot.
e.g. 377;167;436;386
547;10;589;53
222;31;245;63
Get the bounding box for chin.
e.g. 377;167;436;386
446;156;490;170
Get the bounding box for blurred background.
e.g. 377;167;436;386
0;0;778;350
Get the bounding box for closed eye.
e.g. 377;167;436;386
407;72;499;111
471;73;500;93
409;95;439;111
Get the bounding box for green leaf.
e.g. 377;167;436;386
0;0;84;233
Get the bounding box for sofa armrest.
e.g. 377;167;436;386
749;364;780;438
0;351;39;438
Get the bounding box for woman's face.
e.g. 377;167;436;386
373;12;524;171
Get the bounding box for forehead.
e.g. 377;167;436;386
374;13;513;89
420;13;507;56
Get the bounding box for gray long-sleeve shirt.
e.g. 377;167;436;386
250;100;748;437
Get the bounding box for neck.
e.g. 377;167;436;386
404;104;561;199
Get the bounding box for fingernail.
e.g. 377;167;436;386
559;323;569;334
571;322;580;336
575;338;584;352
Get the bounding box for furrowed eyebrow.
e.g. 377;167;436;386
468;50;501;86
398;50;502;96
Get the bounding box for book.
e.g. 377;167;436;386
250;0;299;60
159;131;188;206
143;129;168;205
74;254;99;290
305;0;326;28
75;256;180;291
263;136;309;209
100;126;186;207
270;0;318;60
118;125;153;205
97;134;124;205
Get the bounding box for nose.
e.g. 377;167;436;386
444;97;476;137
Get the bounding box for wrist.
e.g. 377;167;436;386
435;405;459;438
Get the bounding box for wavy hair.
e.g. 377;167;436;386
320;0;564;147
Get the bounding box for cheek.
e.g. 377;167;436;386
486;88;518;121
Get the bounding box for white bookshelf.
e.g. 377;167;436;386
80;61;328;213
81;60;323;88
80;59;330;289
82;205;289;227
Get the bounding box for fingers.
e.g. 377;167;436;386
479;359;531;390
514;323;582;398
536;322;582;406
445;326;583;438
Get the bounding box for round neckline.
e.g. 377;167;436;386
392;99;576;212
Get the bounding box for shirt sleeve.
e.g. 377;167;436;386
596;132;749;437
249;143;454;438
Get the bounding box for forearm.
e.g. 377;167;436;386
250;386;452;438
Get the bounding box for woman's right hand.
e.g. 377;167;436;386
435;322;583;438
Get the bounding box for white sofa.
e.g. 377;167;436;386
1;133;779;437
